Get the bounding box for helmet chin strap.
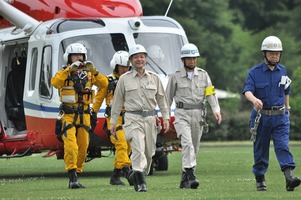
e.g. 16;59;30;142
184;64;195;70
263;52;281;66
134;65;145;71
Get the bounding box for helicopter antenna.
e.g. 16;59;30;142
164;0;174;17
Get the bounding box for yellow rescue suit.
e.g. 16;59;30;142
93;73;131;169
51;65;108;173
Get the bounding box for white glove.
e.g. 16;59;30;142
70;61;83;71
85;61;97;74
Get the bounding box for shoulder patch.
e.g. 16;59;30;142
123;70;133;75
197;68;205;72
148;71;156;75
119;70;132;79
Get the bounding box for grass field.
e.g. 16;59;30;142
1;141;301;200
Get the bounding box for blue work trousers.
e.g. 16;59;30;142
250;109;295;176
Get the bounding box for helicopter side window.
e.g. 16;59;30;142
59;34;128;75
39;46;53;99
133;33;183;75
29;48;38;91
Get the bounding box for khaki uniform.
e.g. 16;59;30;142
110;70;169;175
93;73;131;170
166;67;220;170
51;66;108;173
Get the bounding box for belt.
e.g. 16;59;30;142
263;105;284;111
176;102;203;110
261;110;285;116
126;110;157;117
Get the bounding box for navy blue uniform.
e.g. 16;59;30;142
242;61;295;176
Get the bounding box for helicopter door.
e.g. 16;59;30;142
4;48;27;131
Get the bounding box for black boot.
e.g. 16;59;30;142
284;167;301;191
110;169;125;185
130;171;138;191
185;168;199;189
179;171;190;189
68;169;82;189
255;175;266;191
134;172;147;192
76;173;86;188
122;166;134;186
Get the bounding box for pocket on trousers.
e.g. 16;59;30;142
122;120;133;141
173;119;184;138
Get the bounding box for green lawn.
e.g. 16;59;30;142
1;141;301;199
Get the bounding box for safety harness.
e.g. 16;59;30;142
55;70;93;142
102;75;124;137
107;75;118;95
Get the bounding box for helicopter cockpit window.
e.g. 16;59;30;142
141;18;180;28
39;46;52;99
49;19;105;34
133;33;183;76
59;33;128;75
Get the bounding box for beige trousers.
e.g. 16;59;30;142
123;113;157;175
173;109;203;171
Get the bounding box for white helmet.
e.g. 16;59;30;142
129;44;147;57
180;43;200;58
63;43;88;63
147;45;164;61
261;36;283;51
110;51;130;70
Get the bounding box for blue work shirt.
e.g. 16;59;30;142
242;61;290;108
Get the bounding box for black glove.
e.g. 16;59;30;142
55;118;63;142
90;112;97;132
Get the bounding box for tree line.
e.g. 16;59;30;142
140;0;301;140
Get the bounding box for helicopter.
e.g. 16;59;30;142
0;0;188;173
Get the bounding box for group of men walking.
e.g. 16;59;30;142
52;35;300;192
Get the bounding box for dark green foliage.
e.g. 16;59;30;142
229;0;296;33
139;0;301;140
203;98;251;141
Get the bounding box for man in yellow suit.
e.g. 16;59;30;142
92;51;132;185
51;42;108;189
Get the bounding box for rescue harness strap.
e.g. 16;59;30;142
102;119;123;138
108;76;118;95
59;97;91;136
104;106;125;118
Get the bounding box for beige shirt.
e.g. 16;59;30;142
166;67;220;113
110;69;170;124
